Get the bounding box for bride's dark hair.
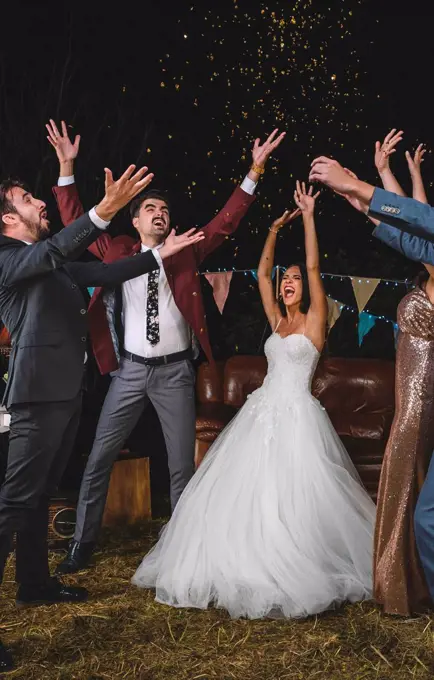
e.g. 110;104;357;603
279;262;311;315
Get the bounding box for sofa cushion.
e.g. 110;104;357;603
327;412;392;440
196;360;226;404
313;357;395;417
224;356;267;408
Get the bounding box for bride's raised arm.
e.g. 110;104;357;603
293;182;328;351
257;207;301;329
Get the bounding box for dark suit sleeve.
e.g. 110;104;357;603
373;222;434;265
369;188;434;242
67;250;160;287
53;183;112;260
0;213;101;288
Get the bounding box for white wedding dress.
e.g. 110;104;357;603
132;329;376;619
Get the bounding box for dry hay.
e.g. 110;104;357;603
0;522;433;680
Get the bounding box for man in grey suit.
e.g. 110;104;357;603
0;165;203;672
48;121;285;576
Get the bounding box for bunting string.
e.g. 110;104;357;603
201;268;412;286
201;268;408;342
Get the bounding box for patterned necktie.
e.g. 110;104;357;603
146;270;160;346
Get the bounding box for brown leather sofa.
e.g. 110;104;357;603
195;356;396;501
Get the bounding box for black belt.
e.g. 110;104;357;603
121;348;193;366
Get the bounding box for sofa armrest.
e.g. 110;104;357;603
196;403;237;438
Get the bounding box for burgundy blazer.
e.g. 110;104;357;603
53;182;255;374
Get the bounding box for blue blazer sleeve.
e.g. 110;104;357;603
369;188;434;242
373;222;434;265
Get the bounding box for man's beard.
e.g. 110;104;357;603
151;225;169;244
21;215;50;241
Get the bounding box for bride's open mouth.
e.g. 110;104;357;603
283;285;295;298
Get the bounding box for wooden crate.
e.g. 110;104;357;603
102;456;151;527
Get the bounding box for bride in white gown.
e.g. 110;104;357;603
132;182;376;619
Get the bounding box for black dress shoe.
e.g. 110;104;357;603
55;540;95;575
0;639;13;672
16;576;88;609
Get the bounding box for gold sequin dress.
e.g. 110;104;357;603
374;286;434;615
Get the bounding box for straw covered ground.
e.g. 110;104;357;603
0;522;433;680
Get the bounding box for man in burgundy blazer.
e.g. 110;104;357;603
46;120;285;573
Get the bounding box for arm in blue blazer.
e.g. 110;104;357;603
369;188;434;242
373;221;434;265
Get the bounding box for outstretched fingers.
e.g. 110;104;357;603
117;164;138;184
130;172;154;196
265;128;279;145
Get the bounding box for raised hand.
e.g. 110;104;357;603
405;143;426;176
252;128;286;169
406;143;428;203
160;228;205;258
46;119;81;164
96;165;155;222
270;207;301;232
309;156;355;194
293;181;320;215
374;129;403;174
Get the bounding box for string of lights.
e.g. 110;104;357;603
201;268;411;286
201;268;408;327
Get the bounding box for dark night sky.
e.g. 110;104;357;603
0;3;432;280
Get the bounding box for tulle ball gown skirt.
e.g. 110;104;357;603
132;336;375;619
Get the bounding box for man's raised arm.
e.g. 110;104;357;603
309;156;434;243
47;119;111;260
194;128;286;264
0;164;154;288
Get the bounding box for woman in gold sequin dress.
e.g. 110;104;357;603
372;135;434;615
374;279;434;615
338;138;434;615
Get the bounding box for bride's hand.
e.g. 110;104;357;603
293;181;320;216
270;207;301;231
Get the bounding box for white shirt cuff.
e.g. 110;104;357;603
89;206;110;230
152;248;163;266
58;175;75;186
240;175;257;195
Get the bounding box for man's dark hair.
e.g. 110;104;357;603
129;189;171;221
0;178;29;230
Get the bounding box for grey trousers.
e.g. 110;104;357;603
74;357;196;543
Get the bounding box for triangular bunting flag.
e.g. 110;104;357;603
358;312;377;346
250;268;276;281
326;297;343;331
204;272;233;314
350;277;381;313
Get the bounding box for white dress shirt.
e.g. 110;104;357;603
122;243;190;357
58;174;257;358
